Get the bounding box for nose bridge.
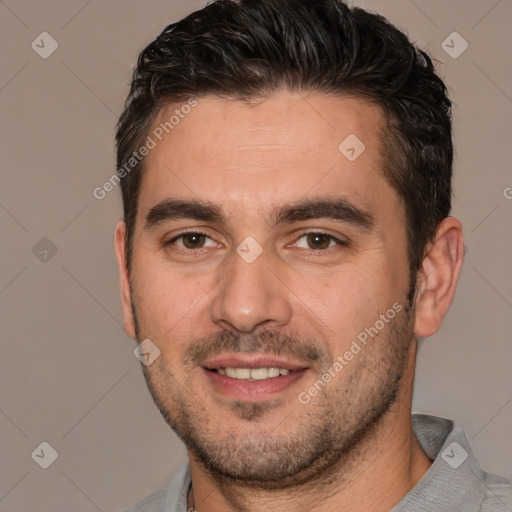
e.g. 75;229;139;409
210;247;292;333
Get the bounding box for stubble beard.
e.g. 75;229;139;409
131;292;415;490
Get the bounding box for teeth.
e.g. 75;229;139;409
235;368;251;379
250;367;270;380
216;367;291;380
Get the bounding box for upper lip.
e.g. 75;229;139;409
202;354;309;372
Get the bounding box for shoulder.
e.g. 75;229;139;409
122;487;167;512
408;414;512;512
121;462;191;512
479;471;512;511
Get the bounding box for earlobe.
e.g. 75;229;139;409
114;221;137;339
413;217;464;338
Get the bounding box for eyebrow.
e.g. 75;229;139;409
272;197;374;231
144;199;224;229
143;197;375;232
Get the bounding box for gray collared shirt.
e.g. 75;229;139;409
123;414;512;511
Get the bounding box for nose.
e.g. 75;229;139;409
210;248;293;333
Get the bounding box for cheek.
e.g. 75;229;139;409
132;262;209;347
297;264;397;342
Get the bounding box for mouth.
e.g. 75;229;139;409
207;367;291;380
201;355;310;400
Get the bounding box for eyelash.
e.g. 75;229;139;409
165;230;219;256
164;229;349;256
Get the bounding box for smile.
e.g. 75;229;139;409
213;367;291;380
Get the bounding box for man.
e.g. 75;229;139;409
114;0;512;510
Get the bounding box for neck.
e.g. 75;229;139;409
187;341;431;512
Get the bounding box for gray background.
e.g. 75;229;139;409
1;0;511;510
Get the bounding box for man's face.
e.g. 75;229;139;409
121;92;416;487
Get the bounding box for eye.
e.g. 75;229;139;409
294;232;346;251
167;231;217;250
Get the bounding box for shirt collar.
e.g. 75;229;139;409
391;414;487;511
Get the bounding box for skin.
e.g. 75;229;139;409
115;91;464;512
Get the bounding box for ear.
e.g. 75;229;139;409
114;221;137;339
413;217;464;338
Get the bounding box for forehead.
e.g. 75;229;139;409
137;91;398;226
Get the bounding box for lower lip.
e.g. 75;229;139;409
202;368;308;400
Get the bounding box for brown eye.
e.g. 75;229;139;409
165;231;218;254
306;233;333;250
181;232;207;249
293;232;347;252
